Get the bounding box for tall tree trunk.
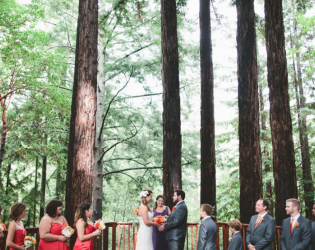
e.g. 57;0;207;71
65;0;98;228
236;0;262;223
199;0;216;215
33;157;39;227
265;0;297;225
56;165;60;199
92;37;105;223
0;97;7;179
40;156;47;220
3;164;11;223
259;87;273;216
291;17;314;218
161;0;182;207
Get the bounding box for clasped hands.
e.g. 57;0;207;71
158;224;165;231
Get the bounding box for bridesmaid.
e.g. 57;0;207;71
73;203;101;250
38;199;70;250
152;195;171;250
6;202;28;250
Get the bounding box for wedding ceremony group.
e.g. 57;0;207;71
1;189;315;250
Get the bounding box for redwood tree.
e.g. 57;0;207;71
65;0;98;227
199;0;216;212
161;0;182;207
265;0;297;225
236;0;262;223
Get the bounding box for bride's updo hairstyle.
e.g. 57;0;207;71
140;189;152;211
154;195;165;209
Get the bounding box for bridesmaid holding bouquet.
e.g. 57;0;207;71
73;203;101;250
38;199;70;250
152;195;171;250
6;202;28;250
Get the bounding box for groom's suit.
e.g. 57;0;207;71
311;221;315;250
246;213;276;250
164;200;188;250
280;215;311;250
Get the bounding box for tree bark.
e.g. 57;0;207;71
0;96;7;177
265;0;297;225
3;164;11;223
33;157;39;226
65;0;98;228
291;15;314;219
259;87;273;217
199;0;216;215
236;0;262;224
40;156;47;220
161;0;182;207
92;37;105;223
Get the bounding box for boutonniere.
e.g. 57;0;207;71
228;238;231;242
260;217;264;222
295;222;299;227
172;206;176;211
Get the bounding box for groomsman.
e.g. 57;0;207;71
311;203;315;249
246;199;276;250
197;204;217;250
280;198;311;250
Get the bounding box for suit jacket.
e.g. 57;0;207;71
246;213;276;250
280;215;311;250
311;221;315;250
197;217;217;250
164;201;188;243
228;232;243;250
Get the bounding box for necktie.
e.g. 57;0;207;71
254;215;261;229
290;218;294;233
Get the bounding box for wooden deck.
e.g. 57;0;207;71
0;222;282;250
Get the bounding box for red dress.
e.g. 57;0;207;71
73;224;95;250
38;217;70;250
9;229;26;250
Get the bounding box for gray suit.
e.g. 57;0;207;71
164;201;188;250
246;213;276;250
228;232;243;250
280;215;311;250
197;217;217;250
311;221;315;250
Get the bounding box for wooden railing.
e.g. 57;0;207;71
0;222;282;250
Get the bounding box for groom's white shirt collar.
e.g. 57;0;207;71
203;216;211;221
258;212;267;218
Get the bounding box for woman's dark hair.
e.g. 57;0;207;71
46;199;63;217
9;202;26;221
74;203;90;228
154;195;165;209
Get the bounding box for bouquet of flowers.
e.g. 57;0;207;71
153;215;166;224
133;208;139;215
94;219;106;239
0;222;5;232
24;235;36;249
62;226;74;246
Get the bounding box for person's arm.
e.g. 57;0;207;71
280;220;287;250
6;221;25;250
197;223;207;250
138;206;159;227
164;205;186;231
39;216;66;242
167;206;171;216
291;220;311;250
76;219;101;242
254;218;276;249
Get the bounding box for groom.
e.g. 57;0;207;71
158;189;188;250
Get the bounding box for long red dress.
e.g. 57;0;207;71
73;224;95;250
38;217;70;250
9;229;26;250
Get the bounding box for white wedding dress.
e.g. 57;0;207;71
135;211;153;250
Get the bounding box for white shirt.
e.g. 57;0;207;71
203;216;211;221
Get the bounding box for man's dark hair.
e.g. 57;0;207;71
46;199;63;217
259;199;269;210
175;189;185;200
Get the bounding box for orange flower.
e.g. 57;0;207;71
260;217;264;222
0;222;6;231
172;206;176;211
134;208;139;215
25;236;30;240
154;215;166;223
295;222;299;227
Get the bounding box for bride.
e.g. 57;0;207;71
136;189;160;250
